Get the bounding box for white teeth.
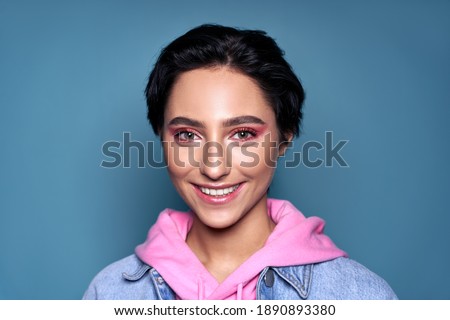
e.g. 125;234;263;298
200;184;239;197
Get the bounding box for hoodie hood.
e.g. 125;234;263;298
135;198;347;300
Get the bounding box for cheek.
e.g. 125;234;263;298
228;142;278;174
164;142;203;179
264;144;279;168
164;143;188;178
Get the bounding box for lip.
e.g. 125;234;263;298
192;183;244;205
195;183;240;189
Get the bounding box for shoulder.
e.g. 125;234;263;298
309;257;397;299
82;254;159;300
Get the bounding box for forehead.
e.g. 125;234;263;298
164;67;275;123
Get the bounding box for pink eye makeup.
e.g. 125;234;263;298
166;121;269;145
172;128;201;144
229;127;259;141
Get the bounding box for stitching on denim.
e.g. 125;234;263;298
273;267;308;299
122;264;151;281
301;264;312;297
149;269;164;300
256;267;269;300
152;270;176;300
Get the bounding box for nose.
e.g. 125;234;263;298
199;141;230;180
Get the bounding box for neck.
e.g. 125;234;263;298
186;196;275;283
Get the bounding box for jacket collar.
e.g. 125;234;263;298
122;259;312;299
272;265;312;299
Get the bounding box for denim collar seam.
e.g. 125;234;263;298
122;263;151;281
149;268;165;300
256;267;270;299
272;265;311;299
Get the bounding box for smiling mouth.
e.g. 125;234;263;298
198;184;240;197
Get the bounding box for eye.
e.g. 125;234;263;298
231;129;257;141
175;130;199;143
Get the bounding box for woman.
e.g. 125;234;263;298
83;24;397;300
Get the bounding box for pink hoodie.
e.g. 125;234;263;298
135;198;347;300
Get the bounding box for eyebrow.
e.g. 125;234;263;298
223;115;266;127
167;115;266;128
168;117;206;128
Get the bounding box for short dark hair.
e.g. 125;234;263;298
145;24;305;142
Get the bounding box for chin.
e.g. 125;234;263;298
195;211;241;230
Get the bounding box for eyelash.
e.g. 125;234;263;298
230;128;257;141
174;129;200;143
173;127;258;144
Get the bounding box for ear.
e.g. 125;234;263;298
278;133;294;157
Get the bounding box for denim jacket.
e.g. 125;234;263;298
83;254;397;299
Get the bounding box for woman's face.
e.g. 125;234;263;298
162;67;284;229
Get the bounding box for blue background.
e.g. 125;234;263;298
1;0;449;299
